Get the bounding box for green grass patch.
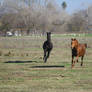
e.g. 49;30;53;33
0;36;92;92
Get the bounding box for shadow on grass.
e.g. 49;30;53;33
4;61;65;68
32;65;65;68
5;60;37;63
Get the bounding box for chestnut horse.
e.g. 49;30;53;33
71;38;87;68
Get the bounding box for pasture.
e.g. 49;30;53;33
0;34;92;92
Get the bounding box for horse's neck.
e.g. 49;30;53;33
47;36;51;42
75;43;79;49
47;39;51;43
76;43;80;50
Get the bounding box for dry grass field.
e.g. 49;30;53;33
0;34;92;92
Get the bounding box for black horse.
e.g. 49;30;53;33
43;32;53;63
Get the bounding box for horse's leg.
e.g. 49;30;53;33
72;55;79;68
72;55;74;68
76;55;79;63
44;50;50;63
43;49;47;62
47;50;51;59
77;60;79;63
81;56;84;66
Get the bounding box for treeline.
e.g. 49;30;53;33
0;0;92;36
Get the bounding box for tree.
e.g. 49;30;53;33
0;0;69;35
61;1;67;10
67;11;87;32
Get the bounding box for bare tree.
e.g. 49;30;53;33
0;0;70;35
67;10;87;32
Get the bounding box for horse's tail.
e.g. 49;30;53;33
85;43;87;48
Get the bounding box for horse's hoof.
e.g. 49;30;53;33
71;64;74;68
81;64;83;66
44;59;47;63
44;61;47;63
71;66;73;69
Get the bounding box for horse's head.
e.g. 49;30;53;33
71;38;78;49
47;32;51;41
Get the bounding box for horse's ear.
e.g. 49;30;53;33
71;38;73;41
74;38;76;40
47;32;49;35
47;32;51;34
